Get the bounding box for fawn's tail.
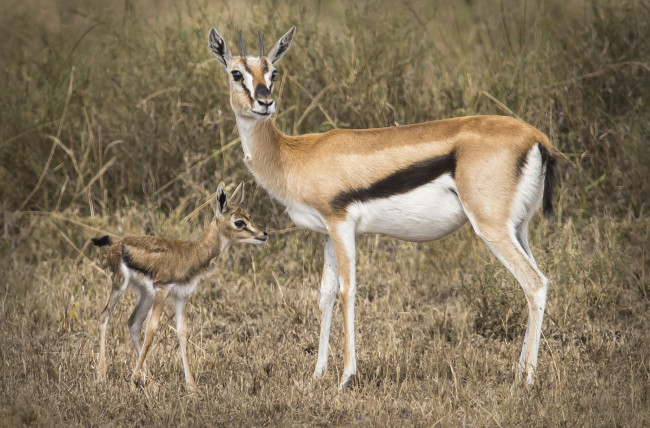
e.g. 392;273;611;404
91;235;112;247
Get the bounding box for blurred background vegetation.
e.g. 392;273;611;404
1;0;647;222
0;0;648;425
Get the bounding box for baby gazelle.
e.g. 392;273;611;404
93;182;268;392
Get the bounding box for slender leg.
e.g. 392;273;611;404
329;222;357;389
314;234;339;379
132;284;168;388
97;271;129;380
127;289;154;356
174;296;197;392
473;224;548;384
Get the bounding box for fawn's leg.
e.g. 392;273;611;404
174;296;198;392
131;284;168;388
97;270;128;380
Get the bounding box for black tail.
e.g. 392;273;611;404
538;145;557;218
91;235;112;247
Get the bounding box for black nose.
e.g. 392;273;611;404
255;83;271;98
255;84;273;107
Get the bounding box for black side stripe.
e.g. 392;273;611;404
330;151;457;210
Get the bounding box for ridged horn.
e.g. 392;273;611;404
238;30;245;56
258;30;264;57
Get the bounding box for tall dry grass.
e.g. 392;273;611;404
1;0;648;426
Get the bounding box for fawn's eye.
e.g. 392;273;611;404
231;70;243;82
234;220;246;229
271;70;278;81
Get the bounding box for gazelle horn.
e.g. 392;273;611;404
238;30;246;56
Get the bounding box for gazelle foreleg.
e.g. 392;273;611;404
174;296;197;392
329;222;358;389
314;234;339;379
131;284;169;388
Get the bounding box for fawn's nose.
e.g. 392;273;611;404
255;230;269;242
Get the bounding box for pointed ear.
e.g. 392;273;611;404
229;182;245;205
266;27;295;65
216;181;228;216
209;28;233;70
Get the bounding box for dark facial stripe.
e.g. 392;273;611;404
238;59;257;103
240;82;254;103
330;151;457;211
242;59;253;76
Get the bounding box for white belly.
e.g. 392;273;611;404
283;175;467;242
349;175;468;241
285;200;329;233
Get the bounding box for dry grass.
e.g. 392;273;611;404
1;0;649;426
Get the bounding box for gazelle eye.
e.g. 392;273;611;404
271;70;278;81
234;220;246;229
231;70;243;82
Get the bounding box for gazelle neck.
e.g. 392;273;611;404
234;115;260;161
235;115;294;202
195;222;226;261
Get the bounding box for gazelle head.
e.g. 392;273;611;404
215;181;268;245
208;27;295;120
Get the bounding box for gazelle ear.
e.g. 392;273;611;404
216;181;228;216
229;182;245;205
209;28;233;70
266;27;295;65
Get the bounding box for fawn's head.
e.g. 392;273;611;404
208;27;295;120
214;182;268;245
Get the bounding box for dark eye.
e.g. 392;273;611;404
234;220;246;229
231;70;243;82
271;70;278;81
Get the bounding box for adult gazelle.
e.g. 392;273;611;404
208;27;556;389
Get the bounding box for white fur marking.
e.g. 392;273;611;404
349;174;468;241
286;200;328;233
509;146;544;232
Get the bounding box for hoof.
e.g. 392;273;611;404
338;370;356;390
313;365;327;379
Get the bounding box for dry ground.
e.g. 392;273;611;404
1;0;648;426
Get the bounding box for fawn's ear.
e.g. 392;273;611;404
216;181;228;216
229;182;245;205
209;28;233;70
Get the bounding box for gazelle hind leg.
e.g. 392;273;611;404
97;271;129;380
314;234;339;379
127;289;154;356
515;219;534;262
473;222;548;385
